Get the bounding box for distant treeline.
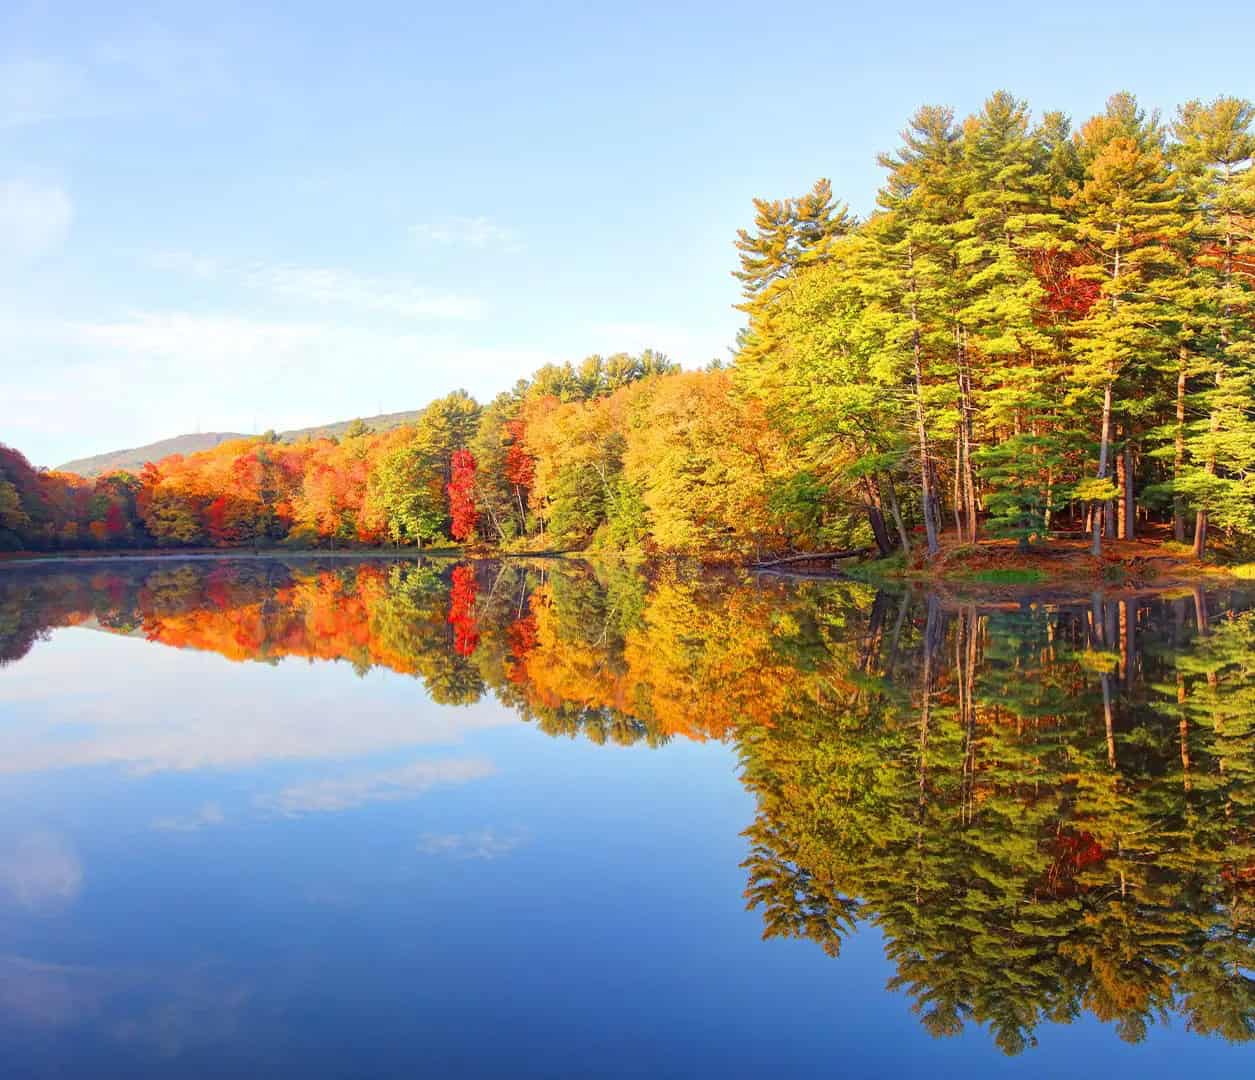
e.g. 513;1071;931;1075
3;90;1253;558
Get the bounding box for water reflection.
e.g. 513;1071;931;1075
3;557;1255;1057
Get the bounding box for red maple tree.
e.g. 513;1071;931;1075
447;449;478;542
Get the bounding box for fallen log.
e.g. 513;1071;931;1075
752;548;871;569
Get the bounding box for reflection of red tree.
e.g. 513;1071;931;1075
447;564;480;656
1042;830;1106;898
505;612;538;683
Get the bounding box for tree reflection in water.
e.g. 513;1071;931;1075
3;557;1254;1054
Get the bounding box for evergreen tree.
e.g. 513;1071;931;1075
1066;94;1186;555
1172;97;1255;556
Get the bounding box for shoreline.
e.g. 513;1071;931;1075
4;541;1251;589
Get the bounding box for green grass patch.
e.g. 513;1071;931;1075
1231;563;1255;580
1159;540;1195;556
844;553;908;583
960;567;1048;585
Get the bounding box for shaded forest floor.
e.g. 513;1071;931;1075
842;523;1255;599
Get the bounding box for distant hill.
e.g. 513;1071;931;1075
57;432;249;477
57;410;424;477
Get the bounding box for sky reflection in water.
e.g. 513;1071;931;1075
1;557;1254;1077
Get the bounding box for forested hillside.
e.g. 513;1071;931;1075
3;91;1253;563
57;410;427;477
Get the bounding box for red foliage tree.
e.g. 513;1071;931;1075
104;502;127;539
447;448;478;542
504;420;535;489
1032;248;1100;320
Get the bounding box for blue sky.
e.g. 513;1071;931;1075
2;1;1253;468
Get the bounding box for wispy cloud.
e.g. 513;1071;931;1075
411;216;519;251
255;758;496;816
151;802;225;832
417;827;529;860
0;179;72;259
0;305;553;466
146;250;221;280
0;832;83;911
249;264;482;320
147;252;483;320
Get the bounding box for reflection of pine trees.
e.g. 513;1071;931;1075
7;560;1255;1053
738;587;1255;1054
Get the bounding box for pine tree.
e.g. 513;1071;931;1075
733;178;853;298
870;106;965;556
1066;94;1186;556
956;92;1064;543
1171;97;1255;556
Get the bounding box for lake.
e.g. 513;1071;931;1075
1;557;1254;1077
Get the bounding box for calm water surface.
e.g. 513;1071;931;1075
1;557;1254;1077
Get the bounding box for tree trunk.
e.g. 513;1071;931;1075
1123;441;1135;541
867;504;893;558
1044;461;1054;534
960;328;978;543
1174;349;1187;542
911;315;939;558
952;429;965;544
1092;379;1113;557
1116;434;1127;540
862;476;894;557
885;475;911;555
1193;370;1222;559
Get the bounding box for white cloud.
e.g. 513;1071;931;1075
247;264;482;320
256;758;497;816
0;301;554;466
412;216;518;251
417;827;528;860
151;802;225;832
0;832;83;911
146;250;221;279
0;179;73;259
0;630;518;775
147;252;483;321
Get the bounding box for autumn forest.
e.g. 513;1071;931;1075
3;90;1255;565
